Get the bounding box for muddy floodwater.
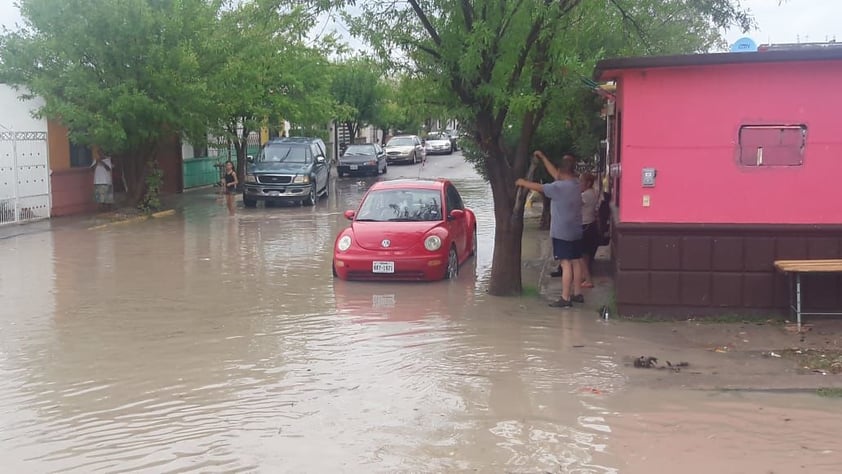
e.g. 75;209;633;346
1;156;841;473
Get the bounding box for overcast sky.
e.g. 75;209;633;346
1;0;839;50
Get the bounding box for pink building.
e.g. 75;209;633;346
596;48;842;316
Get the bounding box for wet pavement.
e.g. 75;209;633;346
1;153;840;472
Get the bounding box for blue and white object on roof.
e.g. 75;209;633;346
731;37;758;53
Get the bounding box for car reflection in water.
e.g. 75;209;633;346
332;259;477;324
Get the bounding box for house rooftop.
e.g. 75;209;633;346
596;46;842;79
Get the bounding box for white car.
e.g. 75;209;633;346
424;132;453;155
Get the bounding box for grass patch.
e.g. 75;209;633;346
817;388;842;398
781;349;842;374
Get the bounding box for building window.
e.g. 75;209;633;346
69;142;93;168
738;125;806;167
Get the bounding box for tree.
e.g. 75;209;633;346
208;0;335;181
338;0;752;295
330;58;384;142
0;0;220;207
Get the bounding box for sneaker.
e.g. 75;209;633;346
550;270;562;278
549;298;573;308
571;294;585;304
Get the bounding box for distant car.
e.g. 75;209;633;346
383;135;425;165
425;132;453;155
242;137;330;207
338;143;387;177
333;179;478;281
444;129;459;150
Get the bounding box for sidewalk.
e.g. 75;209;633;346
524;202;842;393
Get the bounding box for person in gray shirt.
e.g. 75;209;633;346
516;151;584;308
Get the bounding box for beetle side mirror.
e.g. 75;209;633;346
247;155;254;163
344;210;356;220
316;155;326;164
448;209;465;221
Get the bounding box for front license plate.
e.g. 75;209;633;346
268;190;281;196
350;165;359;170
372;261;395;273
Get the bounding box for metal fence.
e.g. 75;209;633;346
0;128;51;225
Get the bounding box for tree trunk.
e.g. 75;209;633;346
475;110;538;296
540;195;551;230
118;147;155;207
483;142;524;296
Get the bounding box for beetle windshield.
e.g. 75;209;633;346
356;189;442;222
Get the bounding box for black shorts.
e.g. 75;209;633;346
552;238;583;261
582;222;600;259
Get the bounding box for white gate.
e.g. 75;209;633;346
0;128;51;225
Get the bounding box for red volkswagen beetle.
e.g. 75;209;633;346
333;179;478;281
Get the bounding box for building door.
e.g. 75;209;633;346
0;129;51;225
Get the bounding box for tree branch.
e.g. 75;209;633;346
607;0;651;51
460;0;474;30
407;0;442;47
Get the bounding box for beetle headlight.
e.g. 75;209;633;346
424;235;442;251
338;235;352;252
293;175;310;184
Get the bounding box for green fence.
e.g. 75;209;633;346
183;157;223;189
182;146;262;189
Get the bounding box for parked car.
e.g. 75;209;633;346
425;132;453;155
444;129;459;151
383;135;425;165
338;143;387;177
242;137;330;207
333;178;478;281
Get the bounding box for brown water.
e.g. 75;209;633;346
0;156;839;472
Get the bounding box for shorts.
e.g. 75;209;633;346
94;184;114;204
552;238;583;261
582;222;600;260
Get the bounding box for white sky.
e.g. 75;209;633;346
0;0;839;49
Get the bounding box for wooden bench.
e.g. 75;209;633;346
774;259;842;330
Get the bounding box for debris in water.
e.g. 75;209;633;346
598;305;610;320
633;356;689;372
634;356;658;368
572;345;585;348
713;346;729;353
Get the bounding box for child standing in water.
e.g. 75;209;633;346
222;161;238;215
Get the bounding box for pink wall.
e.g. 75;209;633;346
611;60;842;224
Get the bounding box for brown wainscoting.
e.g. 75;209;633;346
612;219;842;317
51;167;96;217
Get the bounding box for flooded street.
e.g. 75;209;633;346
1;155;841;472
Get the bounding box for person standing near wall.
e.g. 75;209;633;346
579;172;599;288
91;151;114;212
516;151;584;308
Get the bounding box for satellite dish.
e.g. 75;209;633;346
731;37;758;52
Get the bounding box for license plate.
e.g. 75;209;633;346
268;190;281;196
350;165;358;170
372;261;394;273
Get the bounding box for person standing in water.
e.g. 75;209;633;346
222;160;238;214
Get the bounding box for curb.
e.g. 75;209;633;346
87;208;176;231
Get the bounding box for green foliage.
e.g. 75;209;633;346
330;58;384;139
208;1;335;140
0;0;218;153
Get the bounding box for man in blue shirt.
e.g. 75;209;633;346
516;151;584;308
